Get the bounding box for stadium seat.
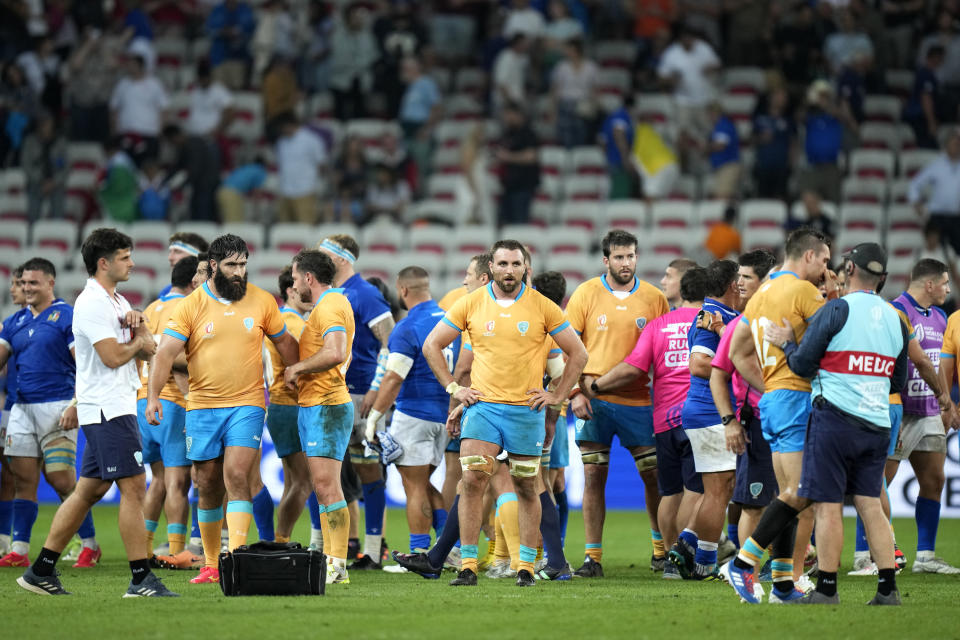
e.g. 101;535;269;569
545;253;597;283
0;220;29;249
899;149;938;177
176;221;221;243
863;95;902;122
360;251;408;282
895;123;917;149
886;255;914;284
723;67;766;95
230;92;262;128
695;199;727;228
345;119;390;147
57;270;90;303
66;143;106;171
434;119;478;148
564;175;608;201
597;68;631;98
742;227;786;252
0;192;28;220
127;221;172;252
558;201;604;230
530;200;558;226
454;67;486;95
154;35;187;70
430;68;451;93
361;221;405;253
838;203;883;230
308;92;334;119
31;219;78;252
886;204;922;231
789;200;837;224
740;199;787;228
602;200;645;230
535;174;563;205
169;90;191;121
546;227;592;253
26;246;70;274
315;223;359;244
570;147;607;175
270;223;314;252
540;146;570;177
1;168;26;195
500;224;546;255
886;178;909;205
595;40;636;68
133;250;170;280
849;149;895;179
834;229;883;255
667;174;699;201
432;146;462;174
841;177;887;204
225;223;266;253
250;274;279;300
886;229;922;257
446;94;484;120
636;93;673;124
720;94;757;127
408;224;450;254
426;174;460;202
311;119;344;151
253;250;294;277
0;248;27;277
122;273;155;308
396;251;445;280
452;225;496;254
884;69;914;98
635;253;664;281
651;201;694;229
859;122;899;150
405;198;467;226
649;227;687;256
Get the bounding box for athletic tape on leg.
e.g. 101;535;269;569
460;454;496;476
581;449;610;465
509;458;540;478
633;449;657;472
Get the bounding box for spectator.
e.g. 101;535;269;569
262;56;300;143
752;86;795;199
65;27;124;143
493;34;531;114
162;124;222;221
544;0;585;56
399;56;442;174
904;45;946;149
601;95;636;199
634;0;678;63
185;59;234;138
823;9;874;76
917;219;960;290
798;79;845;204
366;164;412;224
836;51;868;128
16;36;61;114
681;0;722;50
251;0;295;83
369;131;412;181
275;112;327;223
918;10;960;90
328;3;379;121
205;0;256;90
550;39;598;148
374;0;428;118
428;0;482;62
328;135;368;224
632;116;680;200
497;102;540;225
0;0;29;61
458;122;493;224
786;190;835;242
881;0;923;70
657;24;720;154
109;53;169;166
909;126;960;254
98;136;139;222
504;0;546;40
704;206;741;259
217;154;267;223
704;101;740;200
123;0;155;41
0;61;40;166
21;113;67;220
136;155;171;220
773;2;826;92
724;0;771;66
300;1;334;94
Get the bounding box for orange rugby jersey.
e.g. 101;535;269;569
889;303;914;405
565;275;668;406
265;305;307;406
297;288;354;407
139;293;188;405
164;282;287;410
942;309;960;388
741;271;825;393
438;286;467;311
443;282;568;406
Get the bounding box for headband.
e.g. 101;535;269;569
170;241;200;257
319;239;356;264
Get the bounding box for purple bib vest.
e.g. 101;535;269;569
894;293;946;416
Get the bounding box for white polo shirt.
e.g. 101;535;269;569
109;75;170;137
72;278;141;425
276;127;327;198
186;81;233;136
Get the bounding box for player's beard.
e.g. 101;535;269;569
495;274;520;294
214;268;248;301
298;287;312;305
608;266;636;286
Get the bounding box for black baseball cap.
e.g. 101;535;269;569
843;243;887;276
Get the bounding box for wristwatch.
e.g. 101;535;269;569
590;380;601;395
721;414;737;426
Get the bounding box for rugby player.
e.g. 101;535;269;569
0;267;26;556
572;230;670;577
158;232;209;299
148;234;299;585
422;240;587;587
660;259;700;309
283;249;356;585
318;234;395;569
940;309;960;432
0;258;99;569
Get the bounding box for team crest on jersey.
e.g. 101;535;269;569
517;321;529;336
750;482;763;498
636;317;647;330
48;311;60;322
243;317;255;331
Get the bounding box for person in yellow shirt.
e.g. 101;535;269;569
568;229;670;577
283;249;356;585
940;310;960;434
263;266;312;545
137;256;197;563
423;239;588;587
147;234;299;585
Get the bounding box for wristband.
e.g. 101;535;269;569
445;381;462;395
721;414;737;426
569;387;582;399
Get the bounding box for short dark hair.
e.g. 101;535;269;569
278;266;294;302
911;258;948;283
208;234;249;263
601;229;638;258
784;227;828;260
491;239;527;257
20;257;56;278
738;249;777;280
12;265;24;278
292;249;336;285
81;228;133;275
680;266;711;303
325;234;360;261
398;265;430;282
472;252;493;280
532;271;566;306
668;258;699;275
706;259;739;298
171;256;198;289
169;231;209;253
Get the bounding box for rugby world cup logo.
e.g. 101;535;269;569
486;321;495;332
205;322;214;334
517;321;529;336
597;314;607;328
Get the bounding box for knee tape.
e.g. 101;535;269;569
581;449;610;465
540;451;551;467
509;458;540;478
460;454;496;476
633;449;657;473
43;440;77;473
348;444;380;465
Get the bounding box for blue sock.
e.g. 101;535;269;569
855;515;869;552
190;497;200;538
539;491;567;569
460;543;478;560
916;496;941;552
0;500;13;535
554;490;568;545
433;508;448;537
308;492;322;529
361;480;386;536
410;533;432;552
679;529;698;549
145;519;159;533
519;544;537;565
428;495;459;568
727;523;739;549
77;510;96;539
252;486;275;541
694;541;718;567
12;499;38;543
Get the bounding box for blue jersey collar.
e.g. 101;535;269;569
769;270;798;280
601;273;639;295
901;291;930;316
279;304;299;314
160;292;185;302
317;287;345;304
703;297;737;318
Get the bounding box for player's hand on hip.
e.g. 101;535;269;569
145;398;163;425
725;421;748;455
453;386;482;407
527;388;558;412
59;405;79;431
123;310;146;329
571;392;592;420
359;389;377;418
446;404;464;437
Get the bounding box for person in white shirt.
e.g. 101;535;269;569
275;113;328;223
504;0;546;40
186;60;234;138
109;54;170;165
657;25;720;142
550;39;598;148
16;228;178;598
909;126;960;254
493;34;531;114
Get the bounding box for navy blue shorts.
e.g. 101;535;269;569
80;413;145;481
798;401;890;503
655;427;703;496
733;411;778;507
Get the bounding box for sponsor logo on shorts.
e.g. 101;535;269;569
107;466;117;473
243;317;255;331
517;321;529;336
307;441;317;447
134;450;143;465
185;436;192;452
750;482;763;498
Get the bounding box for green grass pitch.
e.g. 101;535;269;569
2;506;958;639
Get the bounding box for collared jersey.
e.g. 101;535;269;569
0;300;74;403
164;282;287;410
138;293;187;405
341;273;392;394
265;306;307;406
0;307;28;409
892;291;947;416
390;299;461;422
741;271;825;392
443;282;569;406
683;298;739;429
943;310;960;385
438;286;467;311
298;288;354;407
565;274;668;406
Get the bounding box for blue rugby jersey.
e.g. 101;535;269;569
681;297;739;429
341;273;392;394
0;300;75;403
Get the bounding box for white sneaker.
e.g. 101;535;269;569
444;547;461;570
848;555;878;576
326;562;350;584
753;582;766;603
383;564;409;574
153;543;170;556
912;556;960;574
534;556;548;573
485;559;517;579
795;575;815;594
718;560;732;584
